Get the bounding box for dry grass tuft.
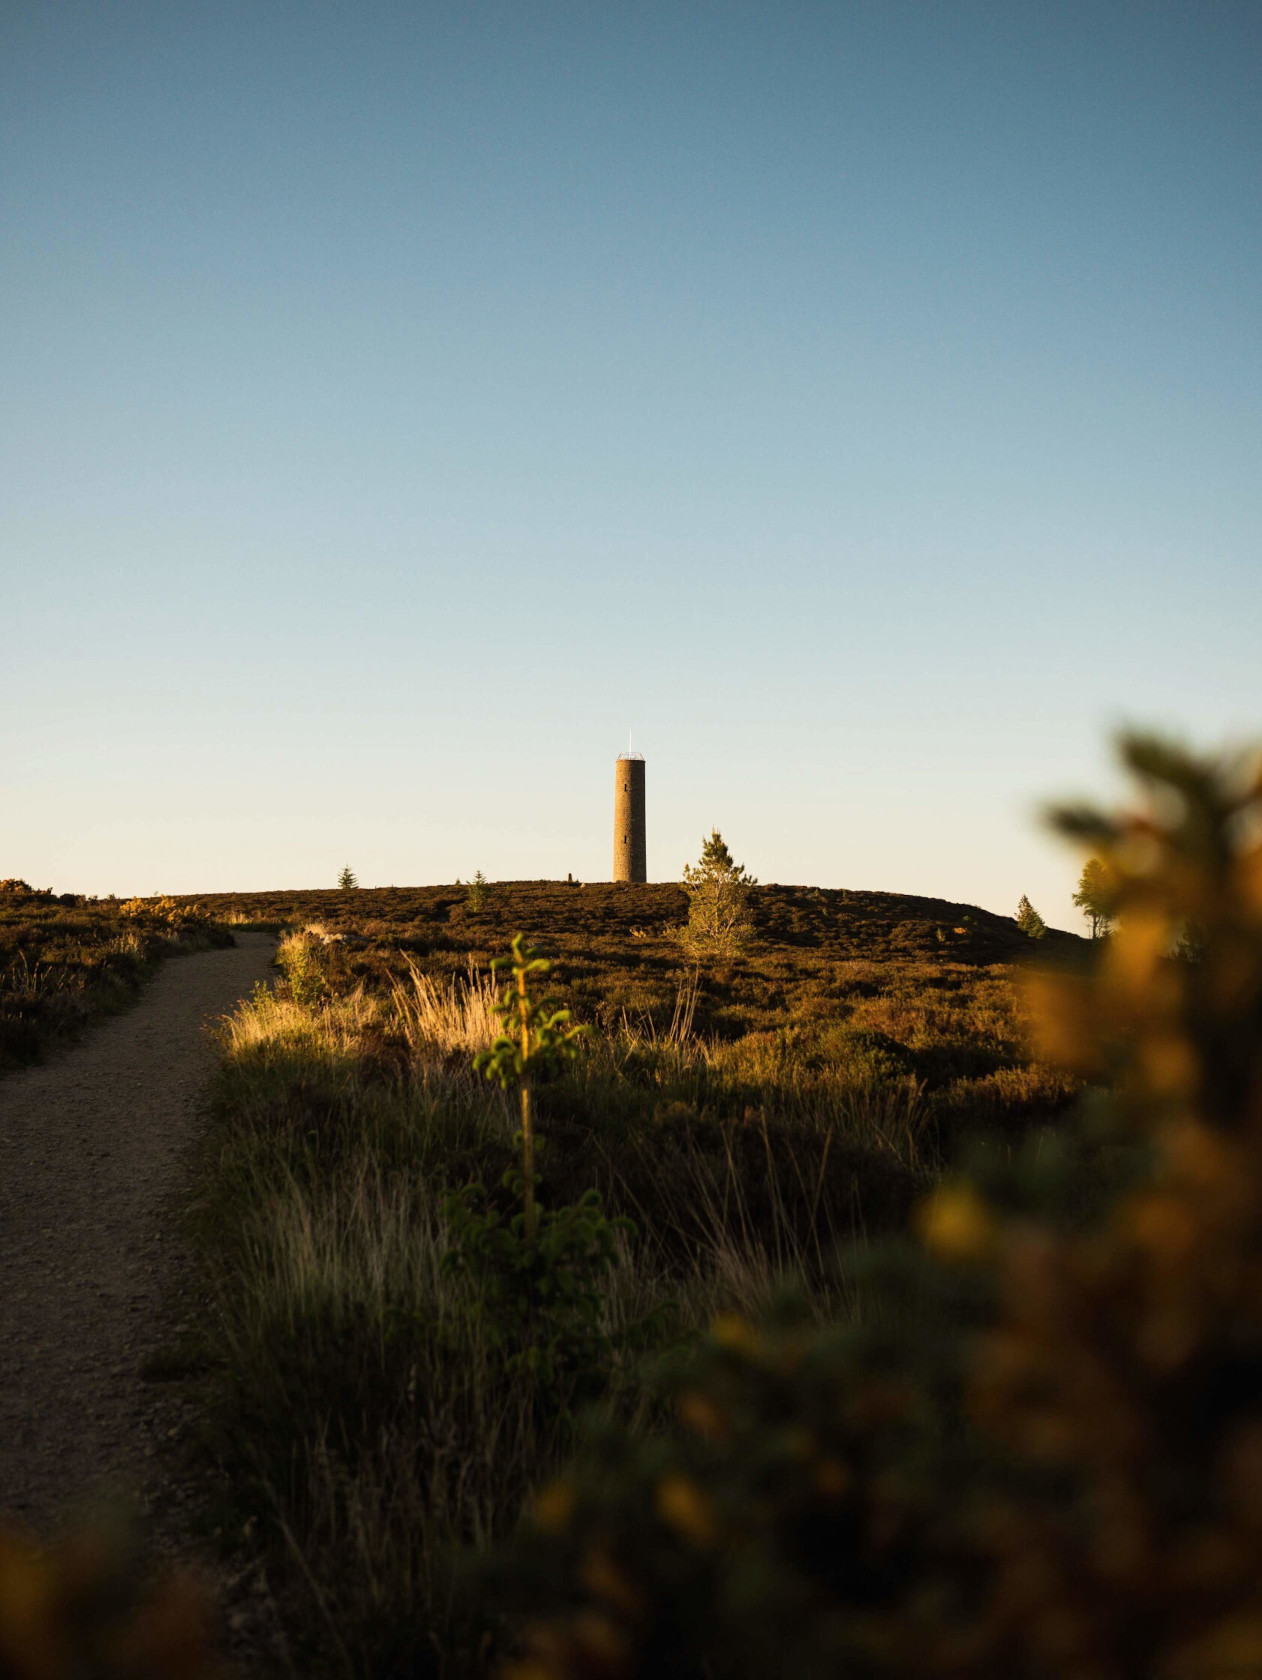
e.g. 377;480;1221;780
390;958;499;1061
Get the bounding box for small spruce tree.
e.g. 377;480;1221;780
679;830;757;960
467;869;489;913
337;865;358;891
1015;893;1047;939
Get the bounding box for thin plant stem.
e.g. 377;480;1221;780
517;961;537;1238
520;1083;536;1239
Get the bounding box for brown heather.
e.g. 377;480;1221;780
165;878;1084;1677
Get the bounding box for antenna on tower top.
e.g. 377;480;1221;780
629;728;633;755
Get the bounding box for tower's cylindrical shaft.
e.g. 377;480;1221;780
613;757;646;882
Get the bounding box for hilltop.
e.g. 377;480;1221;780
185;879;1084;1083
189;878;1076;965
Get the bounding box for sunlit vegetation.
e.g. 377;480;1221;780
0;883;230;1070
185;875;1083;1143
181;873;1085;1674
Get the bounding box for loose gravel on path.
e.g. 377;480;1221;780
0;931;276;1534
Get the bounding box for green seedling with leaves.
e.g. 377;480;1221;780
445;935;651;1412
474;933;590;1238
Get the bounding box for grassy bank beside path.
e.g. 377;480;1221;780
1;881;234;1072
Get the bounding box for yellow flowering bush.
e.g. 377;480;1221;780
118;896;206;926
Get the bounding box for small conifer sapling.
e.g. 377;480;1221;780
1015;893;1047;939
475;935;590;1238
679;829;757;960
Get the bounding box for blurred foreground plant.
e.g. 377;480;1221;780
0;1516;215;1680
492;732;1262;1680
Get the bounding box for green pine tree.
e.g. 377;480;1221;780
1015;893;1047;939
679;830;757;960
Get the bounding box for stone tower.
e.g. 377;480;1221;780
613;753;646;882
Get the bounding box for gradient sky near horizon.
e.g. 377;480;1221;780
3;1;1259;926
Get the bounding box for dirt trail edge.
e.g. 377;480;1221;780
0;930;276;1533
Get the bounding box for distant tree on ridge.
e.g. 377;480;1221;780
679;830;757;960
1015;893;1047;939
1073;856;1115;939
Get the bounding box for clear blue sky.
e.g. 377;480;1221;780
3;1;1259;926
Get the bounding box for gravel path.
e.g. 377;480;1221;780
0;931;276;1535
